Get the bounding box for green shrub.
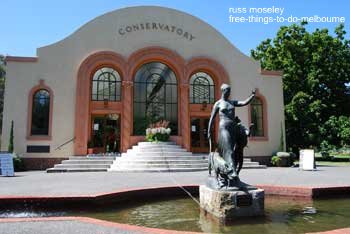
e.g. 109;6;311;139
146;132;170;142
12;154;25;172
271;155;281;166
8;120;14;153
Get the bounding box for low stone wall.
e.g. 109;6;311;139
246;156;271;166
22;158;68;170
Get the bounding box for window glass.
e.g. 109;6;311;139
31;89;50;135
133;62;178;135
92;67;121;101
189;72;215;104
251;98;264;137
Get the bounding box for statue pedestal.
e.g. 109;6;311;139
200;180;264;222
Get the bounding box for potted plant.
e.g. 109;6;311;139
145;120;171;142
87;140;94;154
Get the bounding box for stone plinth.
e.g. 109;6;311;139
200;184;264;221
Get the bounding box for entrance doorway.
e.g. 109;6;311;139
91;114;120;153
191;117;214;153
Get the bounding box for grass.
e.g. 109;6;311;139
315;161;350;166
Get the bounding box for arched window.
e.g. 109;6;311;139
250;98;264;137
133;62;178;135
91;67;121;101
31;89;50;135
189;72;215;104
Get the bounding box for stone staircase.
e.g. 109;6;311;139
46;156;116;173
109;141;266;172
109;142;206;172
47;141;266;173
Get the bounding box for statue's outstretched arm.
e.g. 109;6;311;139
235;89;256;107
207;102;219;139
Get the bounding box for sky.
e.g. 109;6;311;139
2;0;350;57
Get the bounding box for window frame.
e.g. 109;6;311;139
91;67;122;102
27;80;53;141
248;91;268;141
189;72;215;104
133;62;178;136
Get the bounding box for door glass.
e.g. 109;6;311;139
92;115;120;153
191;118;200;147
203;118;210;147
92;117;104;148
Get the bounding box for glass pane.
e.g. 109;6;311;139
133;62;178;135
92;67;121;101
251;98;264;137
191;118;200;147
189;72;215;104
31;89;50;135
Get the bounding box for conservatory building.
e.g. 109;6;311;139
2;6;285;169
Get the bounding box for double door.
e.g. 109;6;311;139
91;114;120;153
191;117;214;153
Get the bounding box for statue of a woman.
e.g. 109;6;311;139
208;84;255;186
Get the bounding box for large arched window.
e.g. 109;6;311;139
133;62;178;135
91;67;121;101
189;72;215;104
31;89;50;135
250;98;264;137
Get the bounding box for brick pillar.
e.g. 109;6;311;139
121;81;133;152
180;83;190;151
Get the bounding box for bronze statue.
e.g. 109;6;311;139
208;84;255;188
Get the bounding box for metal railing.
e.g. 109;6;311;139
54;137;75;151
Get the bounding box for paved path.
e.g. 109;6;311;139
1;166;350;234
0;217;196;234
1;166;350;196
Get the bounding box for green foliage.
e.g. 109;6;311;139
319;115;350;149
146;132;170;142
279;122;285;151
251;22;350;152
0;55;5;134
12;154;25;172
8;120;14;153
271;155;282;166
87;139;94;148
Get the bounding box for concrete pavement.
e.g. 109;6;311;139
1;166;350;197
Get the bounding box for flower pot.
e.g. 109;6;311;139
87;148;94;154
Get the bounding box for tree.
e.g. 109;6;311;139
8;120;14;153
0;55;5;135
251;22;350;152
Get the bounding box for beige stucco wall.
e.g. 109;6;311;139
1;6;285;158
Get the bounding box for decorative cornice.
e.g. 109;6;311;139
5;56;38;63
260;69;283;76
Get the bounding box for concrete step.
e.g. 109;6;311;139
137;142;176;146
115;161;261;167
69;156;116;160
109;167;207;172
130;147;187;152
122;152;194;157
54;164;111;169
119;155;208;160
116;162;207;167
47;168;108;173
61;160;114;164
116;159;208;164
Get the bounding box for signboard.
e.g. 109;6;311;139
94;124;99;131
299;149;315;171
236;194;253;207
0;154;15;176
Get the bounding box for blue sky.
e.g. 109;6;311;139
2;0;350;56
